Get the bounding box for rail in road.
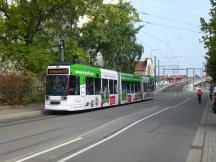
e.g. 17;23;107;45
0;89;206;162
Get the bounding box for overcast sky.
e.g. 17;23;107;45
129;0;210;73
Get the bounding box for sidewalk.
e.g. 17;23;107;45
187;98;216;162
0;103;44;120
202;101;216;162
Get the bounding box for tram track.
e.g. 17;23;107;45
0;87;182;129
2;93;184;140
0;113;62;128
0;93;186;157
7;92;189;161
0;91;191;162
0;82;184;129
0;92;183;143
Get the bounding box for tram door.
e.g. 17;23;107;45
101;69;119;107
102;79;109;107
108;79;118;106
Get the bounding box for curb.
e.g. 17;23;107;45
0;110;44;121
186;98;209;162
186;126;205;162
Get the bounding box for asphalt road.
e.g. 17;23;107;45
0;91;208;162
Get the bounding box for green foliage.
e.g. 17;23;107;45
80;1;143;73
22;93;44;105
0;0;144;105
200;0;216;82
0;0;143;75
0;72;37;104
205;50;216;81
0;0;94;74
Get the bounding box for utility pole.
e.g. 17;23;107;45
154;56;157;89
193;68;195;91
60;34;65;62
186;68;188;91
158;59;160;83
163;68;165;77
201;68;204;89
173;69;175;83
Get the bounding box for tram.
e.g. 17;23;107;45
45;61;155;111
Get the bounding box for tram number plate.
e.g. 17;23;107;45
50;101;60;105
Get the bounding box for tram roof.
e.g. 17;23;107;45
49;61;91;66
48;61;154;81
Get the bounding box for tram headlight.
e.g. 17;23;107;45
61;96;67;100
45;96;50;100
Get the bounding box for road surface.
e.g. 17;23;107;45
0;91;208;162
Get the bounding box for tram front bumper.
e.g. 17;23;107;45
45;104;72;111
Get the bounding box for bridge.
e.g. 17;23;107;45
157;77;211;92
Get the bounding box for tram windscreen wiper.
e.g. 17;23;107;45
46;75;68;96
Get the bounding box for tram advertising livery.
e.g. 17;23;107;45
45;61;155;111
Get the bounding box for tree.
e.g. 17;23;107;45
0;0;98;73
200;0;216;82
79;0;143;73
0;0;143;74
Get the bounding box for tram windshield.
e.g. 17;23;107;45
46;75;69;96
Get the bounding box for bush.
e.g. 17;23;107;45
22;94;44;105
0;72;43;105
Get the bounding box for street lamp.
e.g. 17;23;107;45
150;49;160;89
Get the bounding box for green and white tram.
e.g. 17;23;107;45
45;61;155;111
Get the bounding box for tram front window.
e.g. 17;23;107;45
46;75;69;96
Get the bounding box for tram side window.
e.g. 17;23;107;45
86;77;94;95
143;82;147;92
122;81;127;93
94;78;101;95
131;82;135;93
146;83;149;92
135;82;138;93
114;80;118;94
153;83;155;91
136;83;139;92
147;83;150;92
135;82;140;93
109;80;114;94
150;83;155;91
137;82;141;92
127;82;131;93
102;79;108;94
69;76;80;95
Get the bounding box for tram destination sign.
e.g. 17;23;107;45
48;68;69;74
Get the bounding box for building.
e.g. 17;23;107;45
135;58;154;76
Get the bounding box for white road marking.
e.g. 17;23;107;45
15;95;187;162
58;97;191;162
79;93;181;137
15;137;82;162
79;105;157;137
